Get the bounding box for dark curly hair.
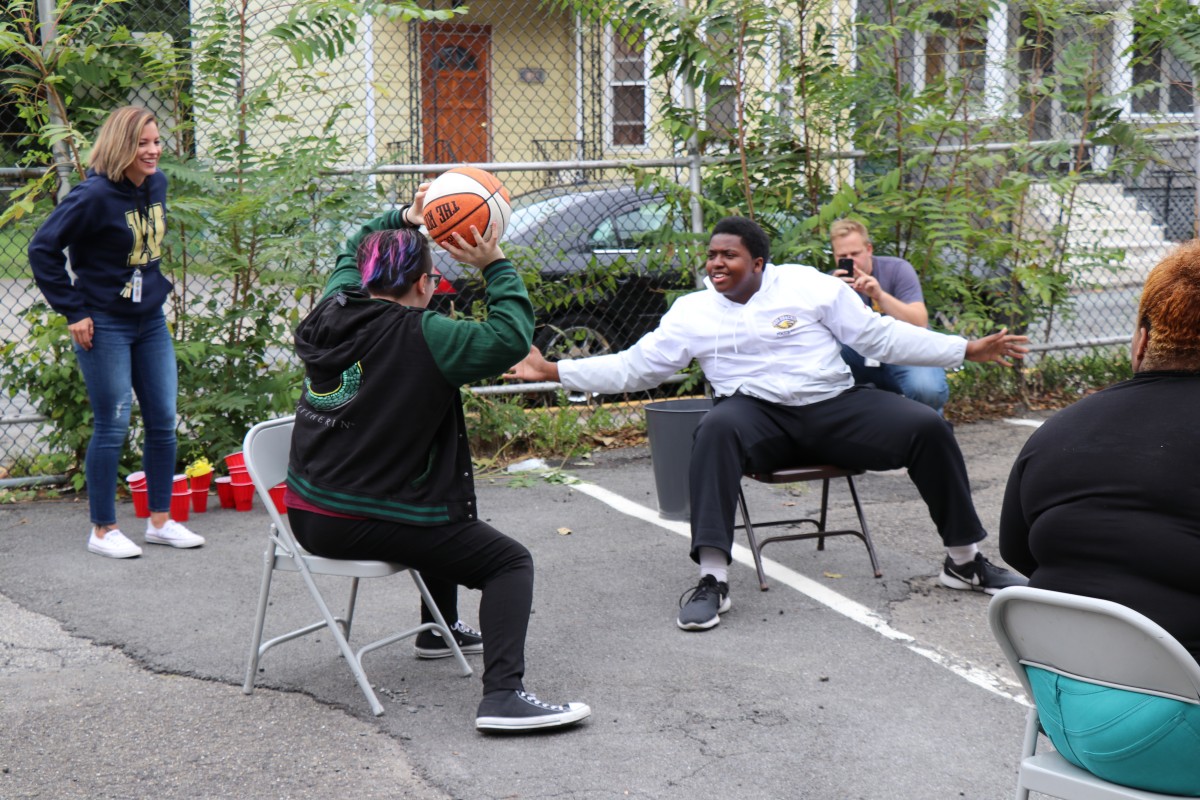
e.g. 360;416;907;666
711;216;770;265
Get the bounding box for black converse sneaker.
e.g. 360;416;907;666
939;553;1028;595
475;690;591;732
676;574;731;631
414;620;484;659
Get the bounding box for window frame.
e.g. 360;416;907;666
913;12;990;114
1129;34;1195;119
606;26;650;150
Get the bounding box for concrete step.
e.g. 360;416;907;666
1066;241;1176;287
1024;183;1175;266
1064;232;1174;249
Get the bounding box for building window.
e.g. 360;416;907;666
432;45;477;72
610;28;647;146
922;12;987;100
1132;36;1194;115
705;28;738;138
706;81;738;138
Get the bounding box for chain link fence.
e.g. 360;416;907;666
1;0;1198;483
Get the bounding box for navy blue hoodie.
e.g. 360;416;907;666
28;169;172;324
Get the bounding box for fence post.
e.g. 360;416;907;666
1194;100;1200;238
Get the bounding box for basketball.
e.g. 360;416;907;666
422;167;512;247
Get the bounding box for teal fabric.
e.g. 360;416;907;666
1026;666;1200;796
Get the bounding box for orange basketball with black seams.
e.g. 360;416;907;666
422;167;512;247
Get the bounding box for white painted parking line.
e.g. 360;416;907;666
567;479;1029;706
1003;418;1045;428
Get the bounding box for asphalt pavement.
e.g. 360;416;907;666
0;414;1052;799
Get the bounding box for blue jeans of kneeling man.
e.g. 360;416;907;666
840;345;949;415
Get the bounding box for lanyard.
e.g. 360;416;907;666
122;190;154;303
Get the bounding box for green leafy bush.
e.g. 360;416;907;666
2;306;101;488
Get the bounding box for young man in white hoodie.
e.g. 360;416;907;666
507;216;1028;631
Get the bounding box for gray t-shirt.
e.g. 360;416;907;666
853;254;924;314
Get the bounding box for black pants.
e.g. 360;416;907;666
288;509;533;695
688;388;986;563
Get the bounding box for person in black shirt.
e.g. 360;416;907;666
999;240;1200;795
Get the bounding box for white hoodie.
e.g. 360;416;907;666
557;262;967;406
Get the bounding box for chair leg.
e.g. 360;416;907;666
408;570;473;677
293;563;387;716
816;478;831;551
243;545;277;695
1014;708;1039;800
845;476;882;578
342;577;360;641
738;486;771;592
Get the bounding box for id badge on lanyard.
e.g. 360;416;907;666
123;268;143;302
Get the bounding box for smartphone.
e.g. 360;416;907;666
836;257;855;277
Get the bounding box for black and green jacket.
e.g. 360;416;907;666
287;209;534;525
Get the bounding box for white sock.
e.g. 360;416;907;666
698;547;728;584
946;544;979;566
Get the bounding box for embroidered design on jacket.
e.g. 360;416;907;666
772;314;798;330
304;362;363;411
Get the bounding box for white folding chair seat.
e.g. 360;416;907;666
241;415;472;716
989;586;1200;799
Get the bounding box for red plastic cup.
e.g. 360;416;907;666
224;451;245;470
232;482;255;512
126;471;147;490
190;471;212;494
189;471;212;513
268;483;287;514
131;487;150;518
230;468;252;487
215;477;235;509
170;491;191;522
172;473;189;493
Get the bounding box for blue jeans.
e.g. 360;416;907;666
1028;666;1200;796
74;311;178;526
840;345;950;415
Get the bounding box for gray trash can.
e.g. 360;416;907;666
644;398;713;521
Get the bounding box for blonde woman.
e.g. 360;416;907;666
28;106;203;558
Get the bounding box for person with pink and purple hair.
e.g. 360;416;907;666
284;184;590;733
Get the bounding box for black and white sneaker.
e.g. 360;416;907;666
939;553;1028;595
676;574;731;631
414;620;484;659
475;690;591;732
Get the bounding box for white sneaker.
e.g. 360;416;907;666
145;519;205;549
87;528;142;559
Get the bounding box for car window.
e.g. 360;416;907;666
590;202;679;250
507;195;577;240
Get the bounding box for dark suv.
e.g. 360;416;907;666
428;184;697;357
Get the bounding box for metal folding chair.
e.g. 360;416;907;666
241;415;472;716
989;586;1200;799
735;464;882;591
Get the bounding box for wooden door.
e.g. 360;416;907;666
420;24;490;164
